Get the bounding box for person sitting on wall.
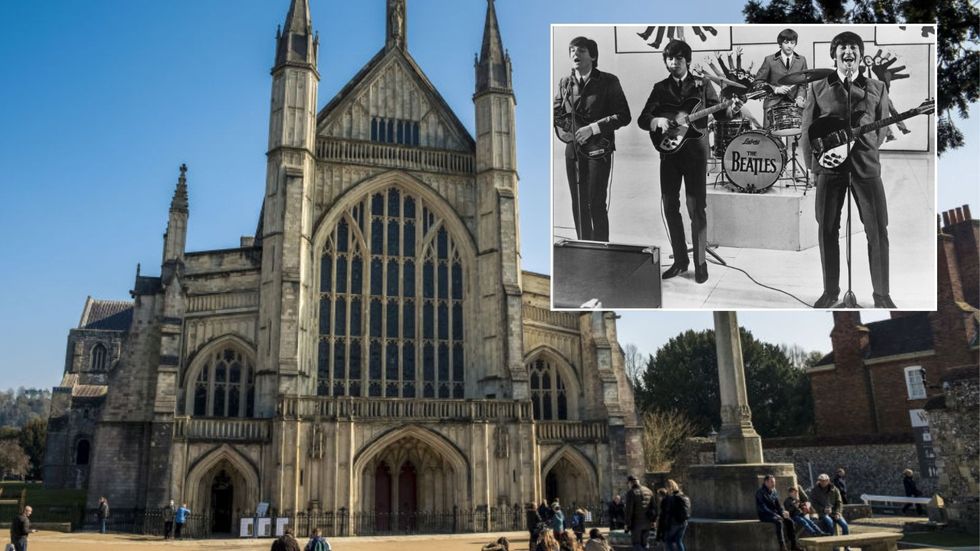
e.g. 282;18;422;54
755;474;801;551
809;473;850;546
784;486;827;536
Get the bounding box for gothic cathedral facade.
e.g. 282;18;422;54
43;0;642;532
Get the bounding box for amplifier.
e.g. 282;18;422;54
553;240;662;309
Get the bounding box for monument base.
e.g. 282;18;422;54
685;463;797;520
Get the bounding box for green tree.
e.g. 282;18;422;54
18;418;46;480
742;0;979;154
636;328;815;437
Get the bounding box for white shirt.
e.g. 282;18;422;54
573;69;602;136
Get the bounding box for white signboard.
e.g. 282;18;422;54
275;517;290;537
257;517;272;537
239;518;255;538
909;408;929;428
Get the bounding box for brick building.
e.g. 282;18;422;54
807;204;979;437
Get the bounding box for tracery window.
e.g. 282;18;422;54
528;358;568;420
192;347;255;417
371;117;421;146
319;186;465;399
90;344;108;372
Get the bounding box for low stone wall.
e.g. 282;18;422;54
926;368;979;534
763;434;933;499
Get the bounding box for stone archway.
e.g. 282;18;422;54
353;426;469;517
541;446;598;508
183;445;260;532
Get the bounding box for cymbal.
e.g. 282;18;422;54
698;72;746;89
778;68;835;86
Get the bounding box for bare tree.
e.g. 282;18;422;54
622;343;645;391
641;410;699;472
0;440;30;480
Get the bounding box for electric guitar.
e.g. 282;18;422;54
808;98;935;169
649;90;766;154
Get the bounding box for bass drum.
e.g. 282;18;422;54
723;130;787;193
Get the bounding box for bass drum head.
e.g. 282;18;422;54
723;130;787;193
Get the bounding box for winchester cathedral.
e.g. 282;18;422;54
43;0;641;533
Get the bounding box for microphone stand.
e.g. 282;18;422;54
835;64;861;308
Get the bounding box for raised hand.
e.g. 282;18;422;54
863;49;909;90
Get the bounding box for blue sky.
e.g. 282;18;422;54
0;1;976;389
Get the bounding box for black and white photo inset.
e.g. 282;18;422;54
552;24;937;311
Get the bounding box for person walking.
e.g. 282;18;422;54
174;503;191;540
97;497;110;534
162;500;175;539
9;506;36;551
570;508;586;543
304;527;331;551
624;475;654;550
550;502;566;537
656;480;690;551
902;469;925;515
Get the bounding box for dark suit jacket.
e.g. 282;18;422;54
800;71;889;179
638;73;730;159
554;68;631;158
754;51;808;112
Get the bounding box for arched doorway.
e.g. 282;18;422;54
375;462;392;531
398;461;418;530
541;448;598;509
210;470;234;533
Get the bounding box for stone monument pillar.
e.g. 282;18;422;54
683;312;797;550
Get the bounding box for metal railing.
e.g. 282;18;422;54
137;508;212;539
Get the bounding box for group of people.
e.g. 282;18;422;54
611;475;690;551
555;29;900;308
756;472;850;551
525;499;605;550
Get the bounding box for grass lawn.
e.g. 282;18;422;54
903;531;980;547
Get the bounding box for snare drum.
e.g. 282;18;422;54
767;104;802;136
723;130;787;193
712;119;751;158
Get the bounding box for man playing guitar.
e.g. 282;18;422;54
553;36;631;242
638;39;741;283
801;31;896;308
754;28;808;124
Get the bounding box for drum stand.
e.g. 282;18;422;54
778;134;810;191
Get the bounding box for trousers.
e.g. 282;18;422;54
566;150;613;241
661;148;707;267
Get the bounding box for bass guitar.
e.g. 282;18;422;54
555;113;613;159
649;90;765;155
808;98;934;168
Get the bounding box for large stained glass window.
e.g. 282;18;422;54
528;357;568;420
319;187;465;399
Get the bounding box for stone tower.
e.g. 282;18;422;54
473;0;525;400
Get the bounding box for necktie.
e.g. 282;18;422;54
579;77;586;90
784;57;790;70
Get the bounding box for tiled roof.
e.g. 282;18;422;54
71;385;108;398
79;297;133;331
813;313;934;367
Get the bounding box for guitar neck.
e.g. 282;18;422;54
686;100;733;122
852;108;925;137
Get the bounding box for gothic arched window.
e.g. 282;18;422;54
90;344;108;372
319;186;466;399
528;358;568;420
192;347;255;417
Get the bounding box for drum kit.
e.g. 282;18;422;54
708;68;834;194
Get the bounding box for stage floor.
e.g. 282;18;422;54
552;145;936;309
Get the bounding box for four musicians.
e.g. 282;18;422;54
555;28;910;308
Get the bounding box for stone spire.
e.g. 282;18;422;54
163;164;189;269
275;0;317;70
169;163;188;214
475;0;512;94
386;0;407;51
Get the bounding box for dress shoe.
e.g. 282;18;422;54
695;262;708;284
873;293;897;308
813;289;840;308
662;262;689;280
